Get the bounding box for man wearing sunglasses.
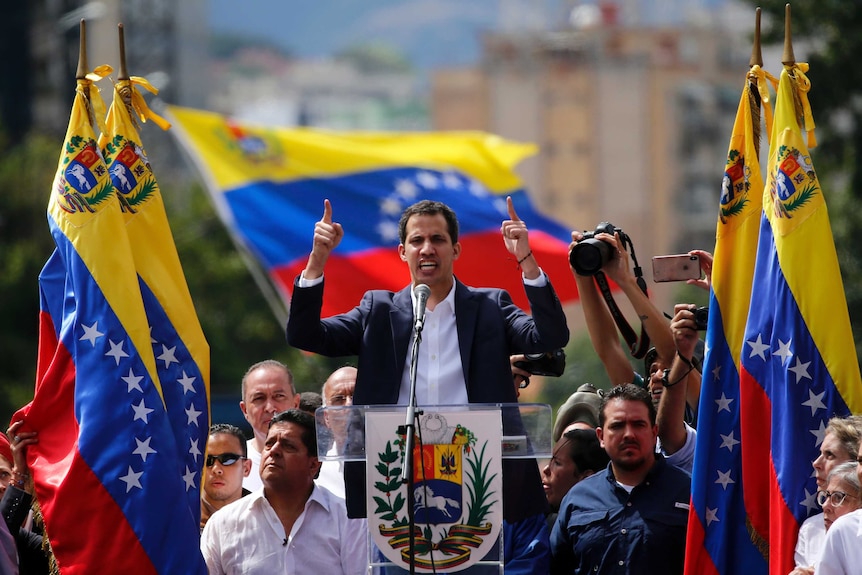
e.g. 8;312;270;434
200;424;252;530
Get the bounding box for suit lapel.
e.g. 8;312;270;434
391;286;413;378
454;279;478;390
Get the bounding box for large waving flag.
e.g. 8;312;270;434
684;66;775;575
736;64;862;574
18;77;207;573
167;105;575;317
100;77;210;525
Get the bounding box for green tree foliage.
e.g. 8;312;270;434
746;1;862;363
335;43;412;74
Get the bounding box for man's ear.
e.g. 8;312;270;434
398;244;407;261
242;459;252;478
452;241;461;260
292;394;301;409
240;401;249;420
596;426;605;449
310;457;322;480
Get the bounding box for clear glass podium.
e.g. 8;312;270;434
314;403;553;574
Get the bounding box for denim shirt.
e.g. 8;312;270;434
550;456;691;575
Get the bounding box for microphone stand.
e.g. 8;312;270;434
400;315;424;575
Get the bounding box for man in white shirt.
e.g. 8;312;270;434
239;360;301;492
316;365;357;499
201;409;367;574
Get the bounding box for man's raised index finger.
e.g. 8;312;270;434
322;199;333;224
506;196;521;221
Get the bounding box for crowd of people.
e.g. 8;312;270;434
2;198;861;574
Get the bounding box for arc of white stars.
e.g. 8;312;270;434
157;345;178;369
468;180;487;197
120;466;143;493
185;403;203;426
442;172;461;189
177;371;197;395
131;399;154;423
133;436;157;462
379;197;402;216
105;339;129;366
711;365;721;382
715;469;735;490
122;368;144;393
182;466;197;491
746;334;770;361
79;322;104;347
376;220;400;243
715;392;734;413
492;197;508;215
801;389;827;416
772;339;793;366
789;357;812;384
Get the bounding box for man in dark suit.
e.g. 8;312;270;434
287;197;569;572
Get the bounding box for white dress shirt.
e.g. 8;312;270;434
316;444;346;499
242;438;263;493
817;509;862;575
201;484;367;575
795;512;826;568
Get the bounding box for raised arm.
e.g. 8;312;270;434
303;199;344;280
657;304;700;455
569;232;636;385
501;196;540;280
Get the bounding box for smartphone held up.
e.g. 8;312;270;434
652;254;701;283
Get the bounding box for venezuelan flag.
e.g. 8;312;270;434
738;65;861;575
17;78;207;573
684;68;774;575
167;105;575;317
101;77;210;525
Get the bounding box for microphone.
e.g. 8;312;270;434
413;284;431;331
282;538;288;547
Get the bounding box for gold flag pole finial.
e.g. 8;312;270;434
782;3;795;66
749;7;763;68
75;20;87;80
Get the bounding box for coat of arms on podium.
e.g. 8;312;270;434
366;410;503;572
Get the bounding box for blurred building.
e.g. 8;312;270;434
432;0;752;309
18;0;207;138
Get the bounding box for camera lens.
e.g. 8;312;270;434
570;238;614;276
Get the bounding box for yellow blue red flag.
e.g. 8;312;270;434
15;78;207;573
736;64;862;575
101;77;210;526
684;67;775;575
166;105;575;316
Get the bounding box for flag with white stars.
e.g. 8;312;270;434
736;64;861;575
102;77;210;528
685;69;773;575
14;76;208;573
167;105;576;317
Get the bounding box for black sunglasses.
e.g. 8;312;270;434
205;453;245;467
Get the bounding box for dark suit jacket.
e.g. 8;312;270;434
287;276;569;520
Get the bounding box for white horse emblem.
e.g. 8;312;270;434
414;487;460;518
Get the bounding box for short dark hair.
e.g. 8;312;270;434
299;391;323;414
209;423;248;458
562;428;610;474
398;200;459;244
599;384;657;427
269;409;317;457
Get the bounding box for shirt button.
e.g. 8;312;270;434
431;354;437;360
618;560;624;566
621;528;627;534
626;502;632;507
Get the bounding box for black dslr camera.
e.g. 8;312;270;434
570;222;627;276
694;306;709;331
513;349;566;377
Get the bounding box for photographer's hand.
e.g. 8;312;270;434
510;354;531;398
685;250;713;291
599;232;634;286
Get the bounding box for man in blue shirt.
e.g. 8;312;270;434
550;384;691;574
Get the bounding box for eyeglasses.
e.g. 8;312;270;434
816;490;857;507
205;453;245;467
327;394;353;406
